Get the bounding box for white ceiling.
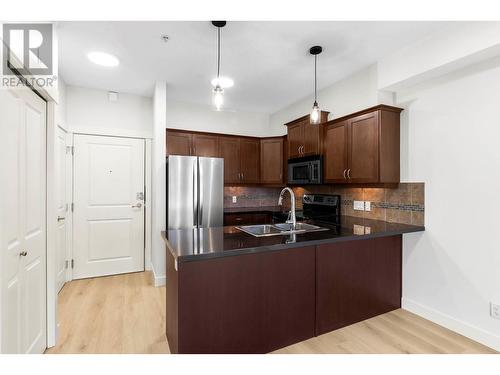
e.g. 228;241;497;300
58;21;453;114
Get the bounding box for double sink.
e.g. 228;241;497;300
236;222;328;237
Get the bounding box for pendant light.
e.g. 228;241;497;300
309;46;323;124
212;21;226;111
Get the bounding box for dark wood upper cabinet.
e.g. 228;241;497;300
323;105;402;184
192;134;219;157
166;131;192;156
287;122;303;159
260;137;284;184
324;120;348;183
218;136;241;184
285;112;329;159
167;130;219;157
240;139;260;183
348;111;379;183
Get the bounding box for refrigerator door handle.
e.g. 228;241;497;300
198;159;203;227
193;161;198;227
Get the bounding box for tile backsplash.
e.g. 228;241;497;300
224;186;283;208
291;183;425;226
224;183;425;226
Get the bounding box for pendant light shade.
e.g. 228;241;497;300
309;46;323;124
211;21;227;111
213;85;224;111
310;101;321;124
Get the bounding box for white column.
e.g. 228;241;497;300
151;81;167;286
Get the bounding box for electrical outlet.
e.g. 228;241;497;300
232;196;237;203
365;201;371;211
353;200;365;211
491;302;500;320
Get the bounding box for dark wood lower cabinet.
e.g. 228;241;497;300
316;235;402;335
167;246;315;354
223;212;272;226
166;236;402;353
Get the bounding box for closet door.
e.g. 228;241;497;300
0;87;47;354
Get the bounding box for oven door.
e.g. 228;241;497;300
288;161;311;184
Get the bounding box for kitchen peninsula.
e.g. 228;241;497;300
162;215;424;354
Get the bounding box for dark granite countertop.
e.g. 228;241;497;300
162;216;425;263
223;206;285;214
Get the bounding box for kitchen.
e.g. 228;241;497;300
1;7;499;372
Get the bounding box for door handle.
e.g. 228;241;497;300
131;202;143;208
19;251;27;257
57;216;65;222
343;169;347;180
347;169;351;179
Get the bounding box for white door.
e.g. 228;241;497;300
73;134;145;279
55;126;71;292
0;86;47;354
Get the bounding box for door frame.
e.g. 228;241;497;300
70;133;150;280
55;125;73;289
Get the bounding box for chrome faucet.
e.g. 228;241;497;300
278;187;296;229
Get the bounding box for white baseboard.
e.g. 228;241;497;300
402;297;500;352
151;264;166;287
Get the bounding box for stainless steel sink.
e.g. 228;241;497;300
236;225;283;237
273;222;324;232
236;223;328;237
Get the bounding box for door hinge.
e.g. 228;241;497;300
65;259;74;269
71;202;74;212
71;259;74;269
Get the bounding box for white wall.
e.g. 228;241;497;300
269;64;385;134
56;77;67;129
398;62;500;351
151;82;167;286
378;22;500;91
166;100;271;137
66;85;153;138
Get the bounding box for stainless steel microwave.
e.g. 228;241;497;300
288;156;323;185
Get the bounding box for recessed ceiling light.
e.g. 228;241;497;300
211;76;234;89
87;51;120;67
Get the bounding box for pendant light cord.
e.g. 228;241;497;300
314;55;317;102
217;27;221;79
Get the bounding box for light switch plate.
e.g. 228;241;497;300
491;302;500;320
232;196;237;203
354;200;365;211
365;201;371;211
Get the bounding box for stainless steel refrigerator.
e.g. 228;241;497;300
166;155;224;229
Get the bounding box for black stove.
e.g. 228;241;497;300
302;194;341;225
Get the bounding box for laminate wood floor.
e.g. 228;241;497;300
46;272;496;354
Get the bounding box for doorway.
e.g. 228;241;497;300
72;134;146;279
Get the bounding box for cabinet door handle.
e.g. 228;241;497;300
297;146;300;155
347;169;351;179
343;169;347;180
19;251;27;257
